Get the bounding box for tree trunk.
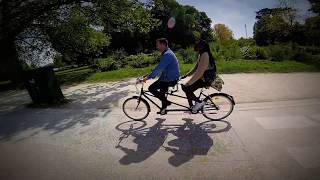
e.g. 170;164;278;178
0;38;23;83
1;38;65;104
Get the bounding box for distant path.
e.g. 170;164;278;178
1;73;320;114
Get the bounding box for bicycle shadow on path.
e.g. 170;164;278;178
115;118;232;167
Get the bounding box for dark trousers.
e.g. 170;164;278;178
182;79;206;107
148;80;177;108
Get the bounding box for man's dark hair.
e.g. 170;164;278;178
156;38;168;46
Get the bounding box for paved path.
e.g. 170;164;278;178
0;73;320;180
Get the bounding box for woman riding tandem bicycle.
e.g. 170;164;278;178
123;38;235;121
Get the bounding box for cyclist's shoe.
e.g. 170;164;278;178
157;109;167;115
192;101;205;112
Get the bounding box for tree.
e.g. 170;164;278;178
46;5;110;65
0;0;89;82
278;0;298;27
0;0;93;103
85;0;160;54
213;24;233;44
305;0;320;46
309;0;320;14
253;8;293;45
147;0;213;49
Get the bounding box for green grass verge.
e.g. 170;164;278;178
87;66;154;82
56;60;319;84
216;60;319;73
56;67;95;84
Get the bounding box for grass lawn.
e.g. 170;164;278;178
56;67;95;84
55;60;319;84
86;60;319;82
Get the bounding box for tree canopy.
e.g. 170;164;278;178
0;0;214;76
213;24;233;44
253;0;320;46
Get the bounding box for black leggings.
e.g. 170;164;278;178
148;80;177;108
182;79;206;107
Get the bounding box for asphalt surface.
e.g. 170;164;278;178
0;73;320;180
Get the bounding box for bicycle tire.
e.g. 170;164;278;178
202;93;235;121
122;96;150;121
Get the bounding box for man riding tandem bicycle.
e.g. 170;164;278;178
122;38;235;121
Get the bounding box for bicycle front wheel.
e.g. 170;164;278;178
122;96;150;121
202;93;235;121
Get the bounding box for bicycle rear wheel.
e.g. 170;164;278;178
202;93;234;121
122;96;150;121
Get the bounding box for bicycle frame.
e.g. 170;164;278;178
136;82;210;112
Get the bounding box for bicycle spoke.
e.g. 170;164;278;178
202;94;234;120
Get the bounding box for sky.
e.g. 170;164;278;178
176;0;312;39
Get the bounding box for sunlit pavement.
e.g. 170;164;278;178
0;73;320;180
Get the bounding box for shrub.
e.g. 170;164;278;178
236;38;256;47
179;47;197;64
209;42;224;61
305;46;320;55
293;50;311;62
266;45;292;61
53;54;66;68
126;53;154;68
112;49;128;68
223;45;242;61
240;46;257;60
175;52;183;63
149;52;161;64
293;49;320;66
96;57;119;71
256;47;268;60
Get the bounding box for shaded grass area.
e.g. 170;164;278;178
55;60;319;84
55;67;95;84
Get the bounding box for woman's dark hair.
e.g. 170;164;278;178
198;39;216;71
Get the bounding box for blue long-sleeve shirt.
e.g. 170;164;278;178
148;48;180;82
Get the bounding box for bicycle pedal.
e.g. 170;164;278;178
157;110;167;115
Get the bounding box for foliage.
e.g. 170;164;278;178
111;49;129;68
53;54;66;68
96;0;159;53
254;8;292;46
96;57;119;71
236;38;256;47
240;46;257;60
126;53;160;68
147;0;214;49
210;40;245;61
47;7;110;65
213;24;234;44
265;45;292;61
309;0;320;14
86;60;319;82
253;0;320;46
256;47;269;60
178;47;198;64
95;51;161;71
305;16;320;46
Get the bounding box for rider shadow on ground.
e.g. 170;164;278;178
115;118;232;166
116;118;168;165
164;118;213;167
